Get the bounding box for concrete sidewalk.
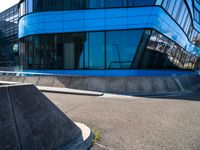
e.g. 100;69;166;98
44;89;200;150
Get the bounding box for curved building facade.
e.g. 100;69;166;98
18;0;200;76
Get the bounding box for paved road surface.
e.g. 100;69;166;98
44;89;200;150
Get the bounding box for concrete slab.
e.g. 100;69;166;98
126;77;140;94
11;76;25;83
139;77;154;93
105;77;127;94
69;77;89;90
153;77;169;93
0;76;12;81
87;77;106;92
0;87;21;150
7;84;93;150
53;76;71;88
37;76;55;87
188;75;200;85
23;76;39;85
175;75;192;89
164;77;181;92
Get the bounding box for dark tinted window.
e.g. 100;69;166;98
128;0;155;6
20;30;200;70
64;0;85;10
87;0;105;8
106;0;127;8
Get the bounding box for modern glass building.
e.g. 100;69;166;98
1;0;200;76
0;5;19;69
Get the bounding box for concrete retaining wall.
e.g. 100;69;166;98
0;75;199;95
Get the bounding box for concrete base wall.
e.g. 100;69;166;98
1;75;200;95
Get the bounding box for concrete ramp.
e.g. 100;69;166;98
0;84;93;150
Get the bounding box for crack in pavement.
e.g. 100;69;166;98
95;143;114;150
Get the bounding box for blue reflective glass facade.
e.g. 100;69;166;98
1;0;200;76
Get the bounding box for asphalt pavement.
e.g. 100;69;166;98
44;88;200;150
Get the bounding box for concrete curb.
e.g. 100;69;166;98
74;122;94;150
38;86;104;96
0;81;104;96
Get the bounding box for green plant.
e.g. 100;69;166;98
91;128;101;145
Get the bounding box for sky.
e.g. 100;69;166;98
0;0;19;13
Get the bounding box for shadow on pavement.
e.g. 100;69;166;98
137;87;200;102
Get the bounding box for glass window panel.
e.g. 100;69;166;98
167;0;176;15
87;0;105;8
174;0;183;21
45;35;54;69
162;0;170;9
28;36;33;69
64;0;84;10
177;4;186;24
106;0;127;8
106;30;143;69
129;0;155;6
43;0;63;11
33;35;41;69
28;0;33;13
63;33;84;69
26;0;33;13
180;9;188;28
34;0;43;12
20;2;25;16
172;0;181;18
85;32;105;69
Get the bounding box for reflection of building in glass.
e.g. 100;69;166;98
1;0;200;75
0;4;18;68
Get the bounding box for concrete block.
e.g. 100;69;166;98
7;84;92;150
105;77;127;94
37;76;55;87
87;77;106;92
0;76;5;81
126;77;140;94
164;76;181;92
153;77;169;93
23;76;39;85
69;77;89;90
53;76;71;88
0;76;12;81
175;75;192;89
188;75;200;85
11;76;25;83
0;87;21;150
139;77;154;93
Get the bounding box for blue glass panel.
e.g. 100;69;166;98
28;0;33;13
86;32;105;69
106;30;143;69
